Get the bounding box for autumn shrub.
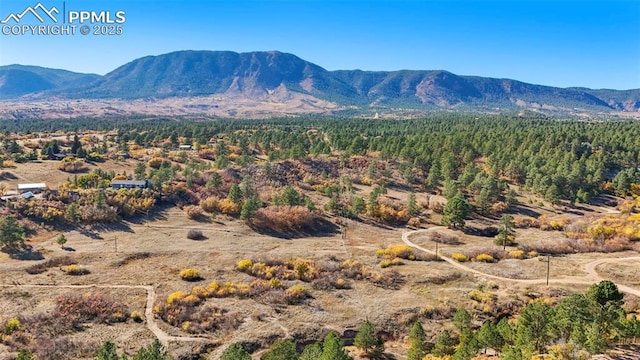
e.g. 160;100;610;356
463;248;505;261
431;232;464;245
4;318;21;334
452;252;469;262
218;198;241;215
56;292;129;324
236;259;253;272
26;256;76;274
507;250;525;259
58;158;86;173
80;204;118;223
311;273;351;290
184;205;204;220
474;253;496;263
249;206;318;235
64;265;90;275
340;259;370;280
407;217;421;227
370;270;405;290
147;157;170;169
106;188;156;217
200;196;219;213
514;216;540;229
179;268;202;281
469;289;496;303
284;285;309;304
490;201;509;214
379;258;403;268
373;204;411;225
154;294;241;334
376;244;415;260
130;311;144;323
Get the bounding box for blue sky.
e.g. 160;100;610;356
0;0;638;90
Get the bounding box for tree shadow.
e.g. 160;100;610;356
124;204;170;225
463;225;498;237
248;217;340;239
62;246;76;252
2;245;44;260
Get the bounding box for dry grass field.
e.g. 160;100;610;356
1;152;639;359
1;201;638;359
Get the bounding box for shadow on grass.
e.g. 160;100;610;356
248;216;340;240
2;245;44;260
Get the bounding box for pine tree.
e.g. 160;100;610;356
442;194;470;229
132;339;171;360
319;332;352;360
56;234;67;249
300;342;322;360
453;308;472;333
15;349;35;360
406;321;426;360
96;341;120;360
354;320;383;357
432;330;455;356
476;321;504;353
221;343;251;360
407;192;420;216
227;183;242;203
0;215;25;249
261;339;299;360
240;196;261;220
495;214;515;249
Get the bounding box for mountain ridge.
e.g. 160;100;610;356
1;50;639;115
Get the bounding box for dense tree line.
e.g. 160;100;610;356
5;115;638;202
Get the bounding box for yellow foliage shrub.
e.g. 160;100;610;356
236;259;253;271
190;286;210;299
475;253;495;263
218;198;241;215
179;268;201;281
64;264;89;275
207;282;220;292
200;196;219;213
452;252;469;262
269;278;283;289
184;205;203;219
376;244;414;259
4;318;21;334
379;258;403;268
167;291;187;305
507;250;525;259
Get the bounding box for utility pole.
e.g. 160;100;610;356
546;255;550;285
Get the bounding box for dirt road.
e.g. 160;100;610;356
402;228;640;297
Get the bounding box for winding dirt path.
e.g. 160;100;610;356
402;228;640;296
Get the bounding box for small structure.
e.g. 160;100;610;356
179;144;193;150
111;179;151;190
20;191;35;199
18;183;47;194
49;153;74;161
116;152;131;159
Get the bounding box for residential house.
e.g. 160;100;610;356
111;179;151;190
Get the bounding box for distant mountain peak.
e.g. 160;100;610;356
1;50;638;115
